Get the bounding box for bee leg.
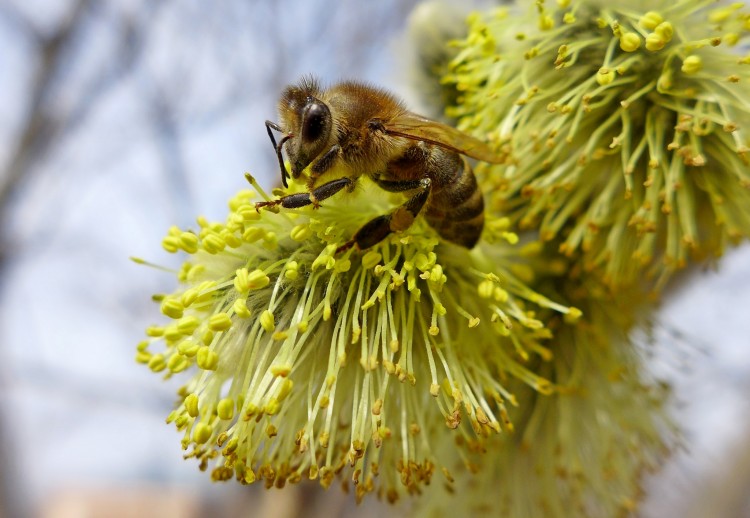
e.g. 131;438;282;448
310;145;341;179
337;177;431;252
255;177;354;211
372;178;425;193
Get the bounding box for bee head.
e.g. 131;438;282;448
278;76;333;178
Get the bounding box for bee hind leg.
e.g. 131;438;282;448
337;177;431;253
255;177;354;211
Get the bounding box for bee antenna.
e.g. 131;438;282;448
275;134;294;187
265;120;292;188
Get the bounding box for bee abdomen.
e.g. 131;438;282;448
425;157;484;248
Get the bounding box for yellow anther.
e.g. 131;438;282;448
242;227;265;243
136;350;152;365
162;324;181;342
429;264;444;283
270;365;292;377
478;279;494;298
596;68;615;86
681;55;702;74
290;224;312;241
160;298;184;319
222;436;239;454
260;310;275;332
264;399;280;415
247;269;270;290
177;315;200;335
361;250;382;269
233;298;251;318
639;11;663;30
237;205;260;221
217;398;235;420
208;312;232;332
177;339;200;357
185;393;199;417
193;422;212;444
221;229;242;248
277;379;294;401
654;22;673;41
147;354;166;372
202;233;226;254
284;261;299;280
161;236;180;253
179;232;199;253
312;253;332;271
494;287;509;302
146;326;164;338
564;307;583;323
196;346;219;370
645;33;666;51
234;268;249;293
538;14;554;30
334;259;351;273
502;231;519;244
168;354;189;373
200;328;214;346
185;264;205;282
619;32;641;52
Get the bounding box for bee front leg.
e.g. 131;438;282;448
255;177;354;211
337;177;431;253
310;145;341;179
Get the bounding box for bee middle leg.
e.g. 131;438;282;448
337;177;432;253
255;177;354;210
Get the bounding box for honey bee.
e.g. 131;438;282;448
257;77;502;252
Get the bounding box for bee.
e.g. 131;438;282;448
257;77;502;252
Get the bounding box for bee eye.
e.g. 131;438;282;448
301;102;330;143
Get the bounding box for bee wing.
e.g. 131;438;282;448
383;112;503;164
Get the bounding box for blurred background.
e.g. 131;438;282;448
0;1;749;517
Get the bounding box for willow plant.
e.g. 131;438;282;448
135;0;749;515
135;177;577;502
446;0;750;288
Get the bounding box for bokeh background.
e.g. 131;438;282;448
0;1;749;517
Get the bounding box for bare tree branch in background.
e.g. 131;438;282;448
0;0;90;228
0;0;160;267
0;3;93;514
0;2;156;515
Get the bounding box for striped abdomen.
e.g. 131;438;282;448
379;143;484;248
422;149;484;248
